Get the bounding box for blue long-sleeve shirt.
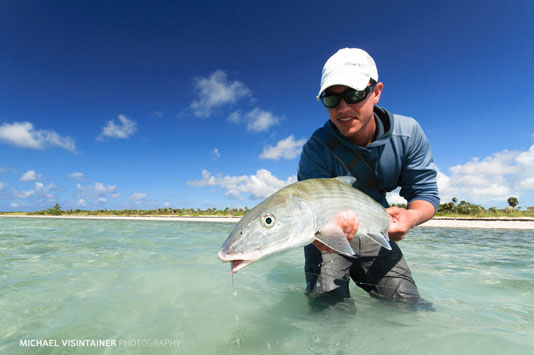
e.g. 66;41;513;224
298;106;440;210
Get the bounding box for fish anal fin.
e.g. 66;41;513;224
362;232;392;250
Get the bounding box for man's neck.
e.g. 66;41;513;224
348;115;376;147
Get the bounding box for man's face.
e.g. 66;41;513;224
325;83;383;145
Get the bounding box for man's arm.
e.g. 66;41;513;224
397;119;440;213
387;117;438;241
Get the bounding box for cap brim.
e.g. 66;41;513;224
316;72;370;100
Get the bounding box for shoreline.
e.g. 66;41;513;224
1;214;534;229
418;217;534;230
0;214;242;223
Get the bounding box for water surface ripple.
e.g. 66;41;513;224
1;217;533;354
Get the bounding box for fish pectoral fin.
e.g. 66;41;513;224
361;232;392;251
315;222;355;256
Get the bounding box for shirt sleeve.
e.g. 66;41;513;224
398;121;440;211
297;138;338;181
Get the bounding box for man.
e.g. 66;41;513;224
298;48;439;304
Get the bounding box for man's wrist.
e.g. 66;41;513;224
407;200;436;226
406;209;422;228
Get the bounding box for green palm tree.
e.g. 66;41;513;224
507;196;519;209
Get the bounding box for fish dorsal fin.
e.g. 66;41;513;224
361;232;392;250
314;222;355;256
334;176;357;186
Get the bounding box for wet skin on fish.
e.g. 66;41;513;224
218;177;392;273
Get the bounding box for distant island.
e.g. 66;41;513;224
2;197;534;218
0;203;250;217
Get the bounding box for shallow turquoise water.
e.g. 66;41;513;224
1;217;533;354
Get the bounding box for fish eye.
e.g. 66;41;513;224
261;213;276;228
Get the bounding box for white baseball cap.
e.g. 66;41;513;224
317;48;379;100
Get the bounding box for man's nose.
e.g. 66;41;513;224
337;97;352;112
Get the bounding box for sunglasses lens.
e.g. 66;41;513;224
344;90;366;104
321;95;340;108
321;85;375;108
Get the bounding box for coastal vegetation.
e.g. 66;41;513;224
395;196;534;218
0;203;251;217
2;197;534;218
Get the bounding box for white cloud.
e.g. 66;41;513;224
188;169;296;200
12;182;55;202
438;144;534;206
386;188;407;206
130;192;147;204
190;70;251;118
77;199;88;207
260;135;307;160
0;121;76;151
246;108;280;132
227;108;280;133
163;201;171;207
15;189;35;199
19;170;41;182
68;172;84;181
76;182;119;205
10;202;19;208
34;182;55;201
98;114;137;140
227;111;242;124
517;177;534;190
0;182;5;190
212;148;221;159
93;182;117;194
472;184;511;197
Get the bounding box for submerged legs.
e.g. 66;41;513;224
304;237;422;305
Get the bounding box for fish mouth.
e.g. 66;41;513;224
230;260;255;273
218;250;257;273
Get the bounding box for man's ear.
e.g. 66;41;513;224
373;82;384;104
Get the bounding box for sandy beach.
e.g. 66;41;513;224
418;217;534;230
2;214;534;229
0;214;242;223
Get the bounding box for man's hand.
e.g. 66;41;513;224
313;200;435;251
313;211;359;253
386;207;418;241
387;200;436;241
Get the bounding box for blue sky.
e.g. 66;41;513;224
1;0;533;211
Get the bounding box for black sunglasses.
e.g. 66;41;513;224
321;84;376;108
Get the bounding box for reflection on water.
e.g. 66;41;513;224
1;217;533;354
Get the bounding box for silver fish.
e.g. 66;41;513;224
218;176;392;273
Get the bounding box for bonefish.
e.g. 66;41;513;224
218;177;391;273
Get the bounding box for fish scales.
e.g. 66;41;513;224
289;178;390;235
218;177;391;273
